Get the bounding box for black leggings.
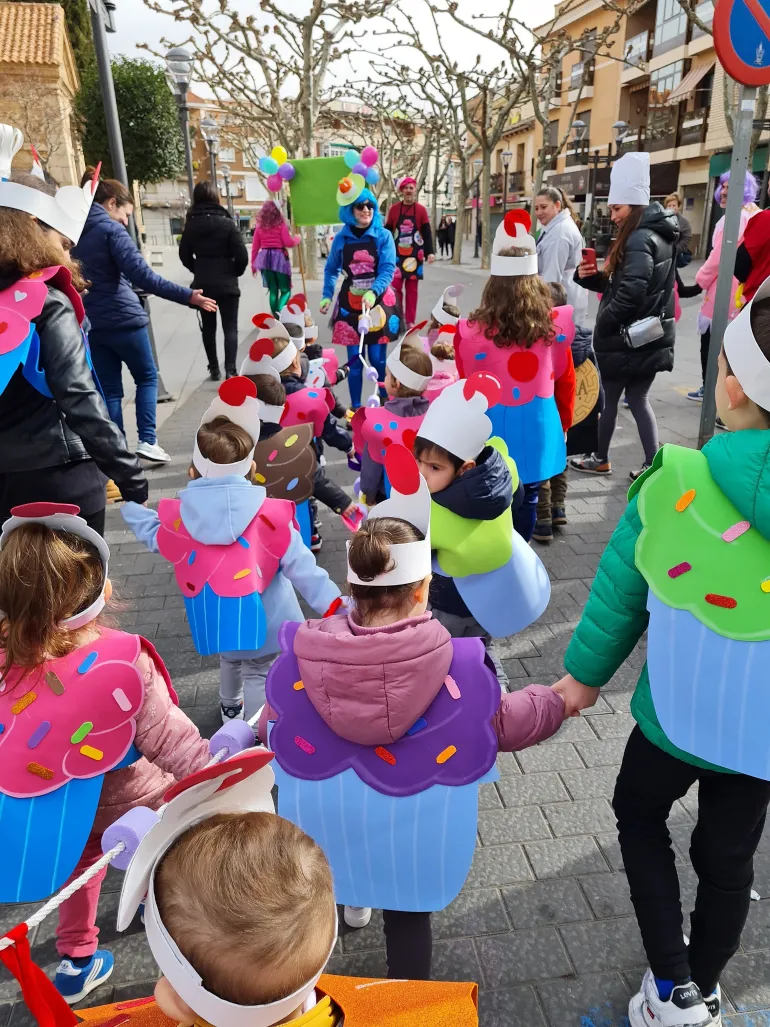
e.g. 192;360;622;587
199;293;240;374
383;910;432;979
597;376;659;466
700;327;711;385
614;727;770;996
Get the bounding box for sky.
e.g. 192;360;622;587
108;0;544;95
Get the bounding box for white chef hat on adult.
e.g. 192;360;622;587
608;152;650;206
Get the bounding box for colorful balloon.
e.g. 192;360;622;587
352;161;368;176
266;172;283;193
271;145;288;165
361;146;379;167
260;156;279;175
365;167;380;186
279;162;295;180
344;149;360;169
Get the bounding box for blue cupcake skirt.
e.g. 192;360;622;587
295;500;312;548
489;397;566;485
184;586;266;656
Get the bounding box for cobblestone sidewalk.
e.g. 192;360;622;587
1;368;769;1027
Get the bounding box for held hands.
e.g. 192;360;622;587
191;290;217;312
320;298;331;314
551;674;600;718
577;261;596;279
427;254;435;265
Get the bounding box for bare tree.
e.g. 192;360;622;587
0;81;71;174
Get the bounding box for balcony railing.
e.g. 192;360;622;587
691;0;714;37
624;30;651;66
617;126;646;154
678;107;709;146
646;109;679;152
565;141;590;167
490;169;526;197
570;61;594;91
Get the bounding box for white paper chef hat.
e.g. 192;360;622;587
193;377;261;478
279;294;317;343
347;445;432;587
0;125;100;244
241;315;297;377
386;321;432;393
432;284;464;326
114;751;338;1027
724;272;770;411
490;210;538;277
608;152;650;206
417;373;501;462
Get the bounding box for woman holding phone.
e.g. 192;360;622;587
570;153;678;481
534;186;587;325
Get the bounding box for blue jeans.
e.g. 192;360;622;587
347;342;386;409
513;481;540;543
89;326;158;444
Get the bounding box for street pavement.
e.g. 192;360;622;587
2;249;769;1027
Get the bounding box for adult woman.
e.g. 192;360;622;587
437;216;450;258
687;170;760;402
250;200;301;316
0;171;147;534
321;180;398;412
534;186;588;325
571;152;677;481
73;175;216;465
179;181;249;381
664;192;692;264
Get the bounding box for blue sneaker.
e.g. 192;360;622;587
54;949;114;1004
687;386;704;402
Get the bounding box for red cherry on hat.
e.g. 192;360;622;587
10;502;81;518
402;428;418;450
438;325;457;338
249;338;274;361
385;444;421;496
406;320;428;337
164;750;273;802
464;372;501;408
219;376;257;406
504;209;531;236
252;313;273;329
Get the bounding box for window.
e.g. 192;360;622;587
647;61;683;149
566;110;591;166
219;147;236;163
547;121;559;171
323;142;354;158
653;0;687;54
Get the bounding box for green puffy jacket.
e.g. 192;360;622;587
564;428;770;773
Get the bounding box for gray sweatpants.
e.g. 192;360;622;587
429;608;509;691
219;651;276;721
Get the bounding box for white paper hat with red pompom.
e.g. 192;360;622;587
193;377;261;479
280;293;318;343
724;273;770;411
386;320;432;393
491;210;538;278
418;372;501;462
241;315;297;377
432;284;464;326
347;445;432;587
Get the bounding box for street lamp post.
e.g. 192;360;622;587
221;165;235;220
200;117;220;186
473;158;483;259
165;46;195;200
501;150;513;215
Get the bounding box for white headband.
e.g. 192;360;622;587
490;252;538;277
0;504;110;629
271;340;298;374
386;340;431;393
257;400;285;424
192;378;261;479
304;324;319;341
724;273;770;411
431;285;464;326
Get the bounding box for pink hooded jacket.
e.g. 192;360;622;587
696;207;759;322
260;612;565;752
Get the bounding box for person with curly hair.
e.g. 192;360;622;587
455;211;575;541
250;200;302;316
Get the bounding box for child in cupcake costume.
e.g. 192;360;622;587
0;504;232;1003
455;211;576;542
259;445;565;979
122;378;340;721
551;280;770;1027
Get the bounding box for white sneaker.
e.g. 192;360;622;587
629;970;712;1027
704;985;722;1027
136;440;171;464
343;905;371;929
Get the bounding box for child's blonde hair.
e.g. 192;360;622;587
191;416;256;481
469;248;554;348
431;338;455;362
389;344;432;398
155;812;336;1006
347;517;425;624
0;524;105;676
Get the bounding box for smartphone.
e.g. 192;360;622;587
582;247;597;270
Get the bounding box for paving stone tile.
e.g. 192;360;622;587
741;900;770;950
536;971;632;1027
466;843;534;888
516;743;584;773
575;736;629;767
723;952;770;1012
588;711;636;739
540;715;597;744
478;807;552;845
433;889;511;940
339;910;385;952
496;772;570;808
561;765;620;800
475;928;572;987
542;798;617;837
495;751;522;777
559;917;646;972
524;836;609;879
595;832;624;871
478;986;547;1027
579;872;634;919
325;949;387;978
502;878;593;929
478;782;503;810
722;1015;770;1027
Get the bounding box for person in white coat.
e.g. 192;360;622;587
535;187;588;326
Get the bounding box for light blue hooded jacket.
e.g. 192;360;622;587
322;188;397;302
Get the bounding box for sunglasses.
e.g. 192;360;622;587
353;201;375;212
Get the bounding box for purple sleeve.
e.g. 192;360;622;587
493;685;565;752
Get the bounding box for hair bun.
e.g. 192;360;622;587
347;524;393;582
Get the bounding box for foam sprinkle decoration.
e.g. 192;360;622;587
675;489;696;512
255;473;266;484
375;745;396;765
80;745;103;761
444;675;461;700
668;562;692;579
285;434;299;447
268;450;278;462
722;520;750;543
77;652;98;674
705;593;737;609
70;722;93;744
293;680;305;690
113;688;132;711
45;672;65;696
27;762;54;780
294;735;315;755
11;692;36;715
233;569;251;580
28;721;51;749
406;717;427;736
436;745;457;764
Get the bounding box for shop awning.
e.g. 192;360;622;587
666;60;715;105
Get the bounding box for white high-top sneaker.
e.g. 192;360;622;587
629;970;713;1027
343;905;371;929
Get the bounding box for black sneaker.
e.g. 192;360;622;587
552;506;568;527
630;463;651;482
532;519;553;544
209;366;221;382
311;533;323;552
220;700;244;723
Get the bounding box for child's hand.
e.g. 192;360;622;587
320;298;331;313
551;674;599;718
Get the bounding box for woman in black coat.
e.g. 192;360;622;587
179;181;249;380
570;154;678;481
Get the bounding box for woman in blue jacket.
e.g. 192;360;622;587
321;183;398;411
73;175;216;464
